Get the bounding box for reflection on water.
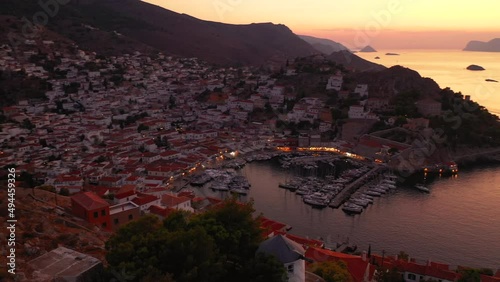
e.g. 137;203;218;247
356;50;500;115
238;161;500;269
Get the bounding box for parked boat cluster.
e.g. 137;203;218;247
341;174;398;214
191;169;251;195
278;166;376;210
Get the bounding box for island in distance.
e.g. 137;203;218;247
466;64;485;71
359;45;377;52
486;79;498;82
385;52;400;56
463;38;500;52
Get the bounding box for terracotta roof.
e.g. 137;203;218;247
161;194;191;207
306;247;369;282
132;193;158;206
148;205;175;218
115;185;136;199
71;192;109;210
276;232;324;248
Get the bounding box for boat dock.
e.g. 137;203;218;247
329;166;383;208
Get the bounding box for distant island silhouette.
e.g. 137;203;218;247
466;64;485;71
359;45;377;52
464;38;500;52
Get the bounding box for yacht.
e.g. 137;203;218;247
230;187;248;195
303;192;329;208
415;184;430;193
342;203;363;214
365;190;382;197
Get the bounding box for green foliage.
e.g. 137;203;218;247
374;267;404;282
19;171;36;188
310;260;353;282
397;251;409;261
106;199;284;282
458;268;481;282
63;82;81;94
94;156;107;163
392;90;420;117
137;124;149;132
21;118;35;130
59;188;70;196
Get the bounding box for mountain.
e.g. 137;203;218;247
359;46;377;52
463;38;500;52
298;35;349;54
327;51;385;72
0;0;316;66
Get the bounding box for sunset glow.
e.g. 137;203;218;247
144;0;500;49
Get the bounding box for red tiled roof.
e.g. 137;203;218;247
148;205;175;218
115;185;136;199
275;232;324;248
161;194;190;207
258;216;288;237
71;192;109;210
132;193;158;205
305;247;369;282
482;275;500;282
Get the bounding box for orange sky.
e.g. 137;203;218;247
143;0;500;50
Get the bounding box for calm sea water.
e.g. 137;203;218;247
356;49;500;116
237;161;500;270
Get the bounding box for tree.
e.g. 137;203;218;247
19;171;36;188
169;95;176;109
265;102;274;114
374;267;404;282
59;188;70;196
137;124;149;133
458;268;482;282
105;200;284;282
310;260;353;282
21;118;35;130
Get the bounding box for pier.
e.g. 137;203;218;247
329;166;383;208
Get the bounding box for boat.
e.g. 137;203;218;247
349;198;370;208
295;186;311;195
365;190;382;197
342;203;363;214
211;183;229;191
415;184;430;193
303;192;329;208
278;182;298;191
230;187;248;195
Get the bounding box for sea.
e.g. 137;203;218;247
355;49;500;117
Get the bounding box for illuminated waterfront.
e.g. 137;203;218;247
240;161;500;270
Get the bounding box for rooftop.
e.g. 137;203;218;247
27;246;102;281
109;202;139;215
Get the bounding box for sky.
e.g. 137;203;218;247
143;0;500;50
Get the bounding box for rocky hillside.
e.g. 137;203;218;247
349;65;441;98
299;35;349;54
0;0;317;66
0;188;109;280
327;51;385;72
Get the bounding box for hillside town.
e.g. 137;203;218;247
2;36;500;282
